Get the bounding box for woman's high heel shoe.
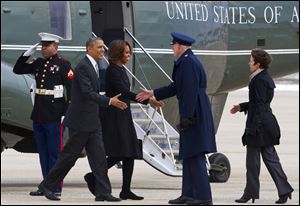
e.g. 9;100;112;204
275;192;292;204
119;191;144;200
235;196;256;203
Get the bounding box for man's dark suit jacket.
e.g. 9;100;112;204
63;56;110;132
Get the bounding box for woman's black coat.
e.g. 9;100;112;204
100;64;147;159
239;69;281;147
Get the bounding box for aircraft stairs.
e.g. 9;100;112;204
131;103;182;176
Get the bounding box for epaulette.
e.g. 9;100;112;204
58;55;71;64
58;55;67;61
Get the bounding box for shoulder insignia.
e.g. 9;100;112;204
184;54;188;57
67;68;74;79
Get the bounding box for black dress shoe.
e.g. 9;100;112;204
275;192;292;204
84;172;95;196
120;191;144;200
186;199;213;205
95;194;121;202
235;195;256;203
29;189;43;196
168;195;194;204
38;184;60;201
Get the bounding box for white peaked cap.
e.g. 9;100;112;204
38;32;63;43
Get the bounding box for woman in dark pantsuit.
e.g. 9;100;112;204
231;48;294;204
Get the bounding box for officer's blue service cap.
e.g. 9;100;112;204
171;32;195;46
39;32;63;43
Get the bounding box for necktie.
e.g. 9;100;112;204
95;63;99;78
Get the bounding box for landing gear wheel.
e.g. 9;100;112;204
209;153;231;182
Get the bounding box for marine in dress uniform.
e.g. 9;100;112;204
13;32;73;196
136;32;217;205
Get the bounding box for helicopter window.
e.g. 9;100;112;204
257;39;266;46
48;1;72;40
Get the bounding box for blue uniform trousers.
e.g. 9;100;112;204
182;153;212;201
33;122;63;193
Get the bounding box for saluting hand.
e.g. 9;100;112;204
23;43;39;57
110;93;128;110
136;88;154;102
230;105;241;114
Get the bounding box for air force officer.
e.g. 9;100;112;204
136;32;217;205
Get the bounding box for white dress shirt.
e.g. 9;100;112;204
86;54;111;105
86;54;99;77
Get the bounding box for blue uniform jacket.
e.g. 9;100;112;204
154;49;217;159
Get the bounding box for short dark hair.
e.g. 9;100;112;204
86;37;102;51
108;40;132;64
251;48;272;69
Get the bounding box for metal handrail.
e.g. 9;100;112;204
92;32;146;90
123;29;176;164
146;107;158;135
159;108;175;163
138;105;165;136
124;27;173;83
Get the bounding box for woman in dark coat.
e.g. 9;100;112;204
231;48;294;204
84;40;163;200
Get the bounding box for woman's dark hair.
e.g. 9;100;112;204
108;40;132;64
251;48;272;69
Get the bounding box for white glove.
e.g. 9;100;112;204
23;43;39;56
61;116;65;124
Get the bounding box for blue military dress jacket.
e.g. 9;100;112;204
154;49;217;159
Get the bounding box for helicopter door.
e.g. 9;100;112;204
90;1;125;46
89;1;133;91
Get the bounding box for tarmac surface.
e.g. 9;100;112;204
1;89;299;205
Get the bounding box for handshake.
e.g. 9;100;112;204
136;88;164;108
148;97;164;108
110;92;164;110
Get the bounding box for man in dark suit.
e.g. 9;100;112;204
136;32;216;205
38;37;127;202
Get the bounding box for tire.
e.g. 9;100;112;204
208;153;231;182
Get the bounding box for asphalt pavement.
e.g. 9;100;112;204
1;90;298;205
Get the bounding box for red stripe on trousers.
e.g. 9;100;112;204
59;123;64;191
